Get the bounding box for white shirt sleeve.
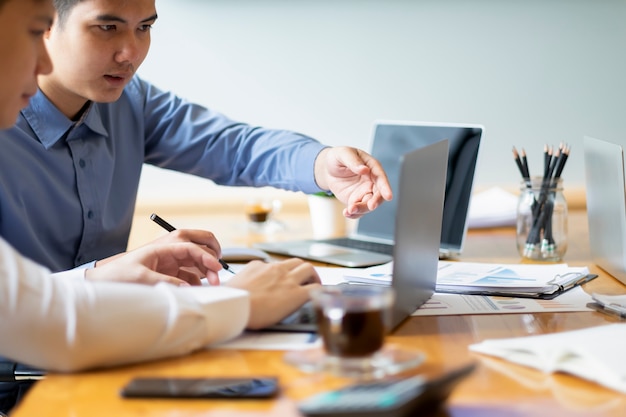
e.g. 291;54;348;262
0;238;249;372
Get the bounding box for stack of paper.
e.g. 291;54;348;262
435;262;593;298
466;187;519;229
469;324;626;394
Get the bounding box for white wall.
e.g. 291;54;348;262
137;0;626;201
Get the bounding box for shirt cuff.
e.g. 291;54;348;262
175;285;250;344
51;268;87;281
75;260;97;271
295;143;329;194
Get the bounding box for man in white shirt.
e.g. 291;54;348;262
0;0;321;412
0;240;319;371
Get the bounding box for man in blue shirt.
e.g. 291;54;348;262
0;0;393;272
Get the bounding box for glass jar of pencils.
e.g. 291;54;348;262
516;176;568;262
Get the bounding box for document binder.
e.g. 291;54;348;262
344;261;597;300
435;271;597;300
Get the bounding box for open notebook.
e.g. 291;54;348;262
469;323;626;394
255;120;482;267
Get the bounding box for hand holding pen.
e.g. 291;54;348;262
150;213;236;279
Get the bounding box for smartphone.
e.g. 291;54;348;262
120;377;279;399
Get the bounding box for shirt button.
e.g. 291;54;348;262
79;159;86;168
87;210;94;219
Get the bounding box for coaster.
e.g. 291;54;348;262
284;345;425;379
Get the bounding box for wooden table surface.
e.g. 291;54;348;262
13;210;626;417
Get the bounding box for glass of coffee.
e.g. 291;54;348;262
284;284;424;378
244;198;275;223
244;198;284;233
310;285;395;373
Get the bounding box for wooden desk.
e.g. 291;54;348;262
13;211;626;417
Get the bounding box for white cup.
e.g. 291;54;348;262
307;194;347;239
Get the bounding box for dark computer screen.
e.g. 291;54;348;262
357;122;482;254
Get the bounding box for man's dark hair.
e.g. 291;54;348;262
53;0;82;27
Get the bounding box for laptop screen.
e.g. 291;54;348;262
583;136;626;285
356;121;483;256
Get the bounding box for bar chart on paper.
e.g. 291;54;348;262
412;287;593;316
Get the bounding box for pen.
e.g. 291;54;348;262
149;213;235;275
586;302;626;320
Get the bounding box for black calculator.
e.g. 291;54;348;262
297;363;476;417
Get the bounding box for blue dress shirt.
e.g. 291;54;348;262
0;76;325;272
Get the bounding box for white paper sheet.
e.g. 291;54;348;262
214;331;320;351
466;187;518;228
469;323;626;394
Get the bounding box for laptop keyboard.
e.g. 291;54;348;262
319;238;394;255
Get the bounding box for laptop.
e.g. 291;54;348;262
267;140;449;332
583;136;626;285
255;120;482;267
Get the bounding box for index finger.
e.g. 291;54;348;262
363;157;393;202
171;229;223;258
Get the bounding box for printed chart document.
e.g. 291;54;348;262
469;324;626;394
343;261;596;299
413;286;593;316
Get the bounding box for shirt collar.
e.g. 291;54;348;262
21;90;109;149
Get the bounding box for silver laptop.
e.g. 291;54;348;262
267;140;449;332
583;136;626;285
255;120;482;267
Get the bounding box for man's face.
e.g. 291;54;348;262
0;0;53;128
42;0;156;118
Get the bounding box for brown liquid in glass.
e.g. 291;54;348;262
315;308;385;357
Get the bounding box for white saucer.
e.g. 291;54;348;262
284;345;425;379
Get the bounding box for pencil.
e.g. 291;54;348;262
543;144;551;180
517;143;571;259
149;213;235;274
520;147;530;179
512;147;530;187
553;144;570;180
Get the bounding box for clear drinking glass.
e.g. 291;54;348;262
516;177;568;261
311;285;394;361
243;197;284;234
284;284;427;379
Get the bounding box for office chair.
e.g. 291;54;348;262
0;359;45;415
0;361;45;382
